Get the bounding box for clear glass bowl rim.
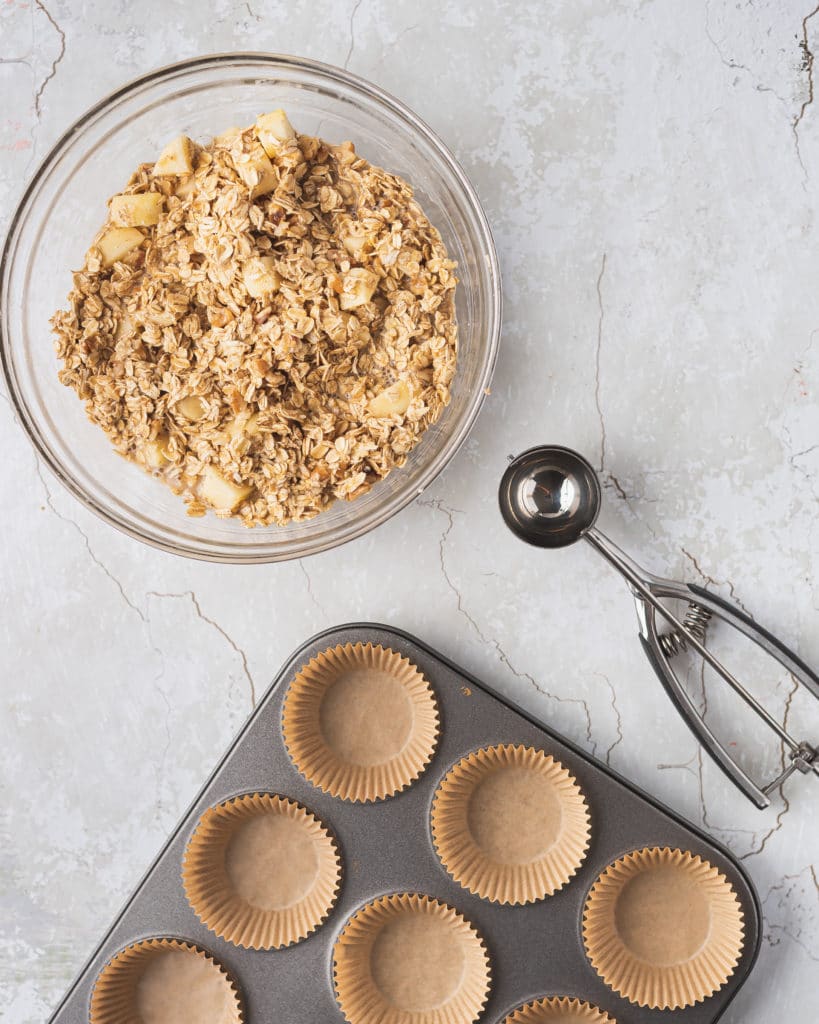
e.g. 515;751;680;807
0;52;502;563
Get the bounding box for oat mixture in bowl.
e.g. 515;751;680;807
53;110;458;527
2;55;499;561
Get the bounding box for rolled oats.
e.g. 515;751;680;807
51;112;458;526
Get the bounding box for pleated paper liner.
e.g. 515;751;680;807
502;996;616;1023
282;643;439;801
181;792;341;950
431;744;591;904
582;846;745;1010
89;937;243;1024
333;892;491;1024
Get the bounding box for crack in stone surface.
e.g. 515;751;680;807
703;0;789;104
703;0;754;76
33;458;184;791
33;0;66;118
27;464;262;713
657;752;699;778
24;456;262;752
420;497;594;748
595;672;623;766
781;673;799;759
791;442;819;460
146;591;258;708
766;922;819;962
299;560;327;617
378;23;420;63
690;728;778;848
738;794;790;860
792;3;819;182
784;426;819;500
606;473;629;501
370;22;423;74
343;0;363;70
589;254;655;530
704;0;805;179
739;675;798;860
695;747;713;831
34;458;147;623
794;5;819;135
681;546;719;589
761;866;819;961
681;546;751;616
691;745;768;846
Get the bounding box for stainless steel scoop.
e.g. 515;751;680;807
499;444;819;808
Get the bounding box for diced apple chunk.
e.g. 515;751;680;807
213;125;243;148
199;465;253;511
342;223;369;258
234;142;277;199
369;380;411;417
153;135;195;176
175;395;207;421
97;227;144;268
142;435;170;469
339;267;379;310
243;256;281;298
173;175;197;200
255;109;296;157
225;411;260;442
110;192;164;227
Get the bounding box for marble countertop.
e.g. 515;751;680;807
2;1;818;1019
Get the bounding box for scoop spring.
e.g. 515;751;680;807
659;602;713;658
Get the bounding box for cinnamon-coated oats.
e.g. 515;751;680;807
51;112;458;526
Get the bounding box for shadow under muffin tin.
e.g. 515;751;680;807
49;624;761;1024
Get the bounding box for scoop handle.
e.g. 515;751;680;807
638;582;819;806
586;528;819;805
638;631;770;808
687;583;819;701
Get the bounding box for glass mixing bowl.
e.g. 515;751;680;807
0;54;500;563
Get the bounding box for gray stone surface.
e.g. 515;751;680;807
1;1;818;1020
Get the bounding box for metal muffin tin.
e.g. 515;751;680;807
49;623;761;1024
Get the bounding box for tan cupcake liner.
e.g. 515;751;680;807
282;643;439;802
90;938;243;1024
333;892;491;1024
583;846;745;1010
182;792;341;950
431;744;591;904
502;995;616;1023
